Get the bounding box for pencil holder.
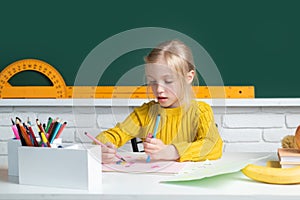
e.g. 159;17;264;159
18;143;102;190
7;138;62;176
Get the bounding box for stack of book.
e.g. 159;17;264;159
277;148;300;168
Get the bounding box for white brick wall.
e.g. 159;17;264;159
0;142;8;169
263;129;294;142
223;114;284;128
224;142;281;152
286;114;300;127
220;129;262;142
1;99;300;167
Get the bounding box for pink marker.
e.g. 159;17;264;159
11;118;20;139
11;125;20;139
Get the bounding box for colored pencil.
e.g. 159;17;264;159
15;118;27;146
48;119;59;142
16;120;33;146
23;122;35;146
49;121;62;143
47;121;55;134
47;118;58;140
146;114;161;163
36;119;46;133
55;121;67;139
40;131;51;147
27;117;32;126
45;117;53;133
16;122;26;146
84;132;126;162
11;118;20;139
26;123;39;147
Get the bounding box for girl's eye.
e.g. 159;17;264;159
165;80;173;84
148;81;157;85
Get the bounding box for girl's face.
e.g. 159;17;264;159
145;63;182;108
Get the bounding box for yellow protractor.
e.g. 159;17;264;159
0;59;67;98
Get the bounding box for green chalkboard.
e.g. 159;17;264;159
1;0;300;98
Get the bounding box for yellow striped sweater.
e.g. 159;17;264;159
96;100;223;162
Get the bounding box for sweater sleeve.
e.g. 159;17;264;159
172;103;223;162
95;102;151;148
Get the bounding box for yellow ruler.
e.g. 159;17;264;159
68;86;254;98
0;59;255;99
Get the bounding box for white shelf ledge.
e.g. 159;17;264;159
1;98;300;107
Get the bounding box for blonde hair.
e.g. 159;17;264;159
144;40;198;108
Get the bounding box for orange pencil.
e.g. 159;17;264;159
16;121;33;146
15;122;26;146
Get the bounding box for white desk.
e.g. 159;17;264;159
1;152;300;200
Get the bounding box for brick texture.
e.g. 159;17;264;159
1;104;299;162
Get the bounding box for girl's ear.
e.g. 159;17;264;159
186;70;195;84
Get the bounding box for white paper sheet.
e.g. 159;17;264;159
162;152;272;182
102;152;186;174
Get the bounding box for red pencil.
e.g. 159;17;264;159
26;123;39;147
36;119;45;133
55;121;67;139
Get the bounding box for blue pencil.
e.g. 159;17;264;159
49;121;62;144
146;114;161;163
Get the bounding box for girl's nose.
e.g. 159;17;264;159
156;83;164;93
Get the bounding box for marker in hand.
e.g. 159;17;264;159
84;132;126;162
146;114;161;163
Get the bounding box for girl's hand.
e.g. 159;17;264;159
101;142;118;164
143;136;179;161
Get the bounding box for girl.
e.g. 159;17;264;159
96;40;223;163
